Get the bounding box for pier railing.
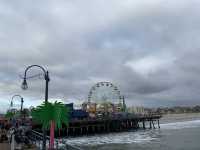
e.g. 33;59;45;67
30;114;162;142
69;113;162;123
28;130;83;150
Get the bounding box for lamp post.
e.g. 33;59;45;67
11;95;24;113
21;65;50;150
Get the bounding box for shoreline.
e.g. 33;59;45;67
160;113;200;123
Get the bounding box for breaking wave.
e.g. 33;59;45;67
161;119;200;130
64;127;161;146
64;119;200;146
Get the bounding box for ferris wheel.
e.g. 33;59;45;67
88;82;123;104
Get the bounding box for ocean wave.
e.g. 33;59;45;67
64;130;159;146
64;119;200;146
161;119;200;130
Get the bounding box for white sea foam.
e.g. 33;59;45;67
161;119;200;130
64;130;158;146
64;119;200;146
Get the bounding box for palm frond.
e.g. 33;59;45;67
31;101;70;130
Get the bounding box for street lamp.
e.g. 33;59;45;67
11;95;24;113
21;78;28;90
21;65;50;150
21;65;50;103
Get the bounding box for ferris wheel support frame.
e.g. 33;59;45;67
87;81;124;104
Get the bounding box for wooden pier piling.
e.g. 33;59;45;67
149;121;152;129
152;120;155;129
33;114;162;137
142;121;146;129
158;119;160;128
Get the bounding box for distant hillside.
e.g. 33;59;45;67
146;105;200;114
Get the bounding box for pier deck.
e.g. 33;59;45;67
0;142;10;150
53;114;162;137
33;114;162;138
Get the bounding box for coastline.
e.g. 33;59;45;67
67;113;200;150
160;113;200;123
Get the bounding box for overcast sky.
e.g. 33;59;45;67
0;0;200;113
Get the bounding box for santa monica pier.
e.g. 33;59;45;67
33;81;161;137
0;81;161;150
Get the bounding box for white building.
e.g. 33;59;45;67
127;106;146;114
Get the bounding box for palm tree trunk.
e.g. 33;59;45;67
50;120;55;149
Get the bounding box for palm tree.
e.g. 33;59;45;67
5;111;15;119
5;110;21;120
31;101;69;149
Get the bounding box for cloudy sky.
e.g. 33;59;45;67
0;0;200;113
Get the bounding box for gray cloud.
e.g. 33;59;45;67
0;0;200;113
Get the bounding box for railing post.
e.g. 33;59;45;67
56;140;58;149
158;119;160;128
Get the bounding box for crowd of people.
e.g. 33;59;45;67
0;120;10;142
0;118;34;149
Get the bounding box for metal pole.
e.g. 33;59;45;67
43;71;49;150
20;98;24;113
45;71;49;103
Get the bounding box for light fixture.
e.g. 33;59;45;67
21;78;28;90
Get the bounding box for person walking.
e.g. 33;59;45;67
10;128;15;150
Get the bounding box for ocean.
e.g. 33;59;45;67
65;114;200;150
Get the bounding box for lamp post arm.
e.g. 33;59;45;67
12;95;23;101
11;95;23;106
24;65;47;79
11;95;24;112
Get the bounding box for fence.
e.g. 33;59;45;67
28;130;83;150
